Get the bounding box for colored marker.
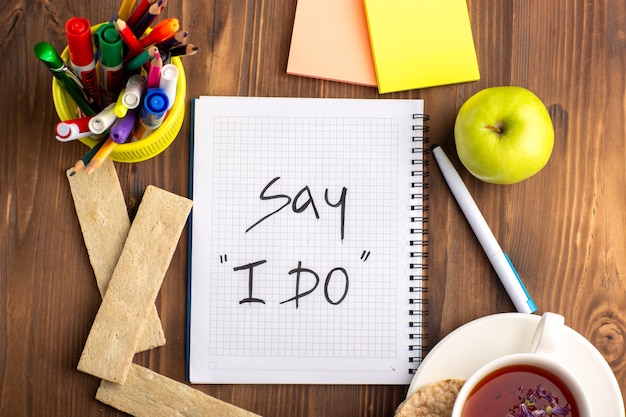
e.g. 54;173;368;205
432;145;537;313
97;23;125;106
114;87;129;118
56;116;94;142
139;17;180;48
110;108;138;143
89;103;117;135
65;17;101;107
146;50;162;89
122;74;145;109
159;64;178;111
124;45;158;73
132;88;169;141
86;137;117;175
34;42;98;116
114;18;144;59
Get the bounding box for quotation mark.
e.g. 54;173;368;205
220;254;228;263
360;250;371;261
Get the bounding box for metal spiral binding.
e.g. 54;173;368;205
408;113;430;374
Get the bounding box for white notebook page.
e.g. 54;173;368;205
189;96;426;384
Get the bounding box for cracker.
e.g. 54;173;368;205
77;185;192;384
96;364;260;417
67;159;166;352
395;379;465;417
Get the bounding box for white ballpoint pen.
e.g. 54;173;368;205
432;145;537;313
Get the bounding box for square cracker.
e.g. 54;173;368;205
96;364;261;417
77;185;192;384
67;159;165;352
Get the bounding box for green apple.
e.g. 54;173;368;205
454;86;554;184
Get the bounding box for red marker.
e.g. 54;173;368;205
55;115;94;142
65;17;101;106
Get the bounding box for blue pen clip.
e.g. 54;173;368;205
504;252;537;313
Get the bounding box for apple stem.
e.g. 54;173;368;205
484;124;504;134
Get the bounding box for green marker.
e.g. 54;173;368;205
34;42;99;116
96;23;125;106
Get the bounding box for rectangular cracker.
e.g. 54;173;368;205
67;159;166;352
77;185;192;384
96;364;261;417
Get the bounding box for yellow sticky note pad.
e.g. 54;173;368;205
364;0;480;93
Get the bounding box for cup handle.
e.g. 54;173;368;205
528;312;565;356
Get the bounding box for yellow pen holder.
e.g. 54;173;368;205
51;24;186;163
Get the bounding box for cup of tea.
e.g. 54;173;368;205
451;312;592;417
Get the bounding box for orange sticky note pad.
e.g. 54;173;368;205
287;0;377;87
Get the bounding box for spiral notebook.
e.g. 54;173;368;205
188;96;428;384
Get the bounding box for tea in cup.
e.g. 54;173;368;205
451;312;592;417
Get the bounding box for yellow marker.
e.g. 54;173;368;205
114;87;129;118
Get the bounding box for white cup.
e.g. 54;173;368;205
451;312;592;417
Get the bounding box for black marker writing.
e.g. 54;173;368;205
324;187;347;241
293;186;320;218
280;261;320;309
324;267;349;305
231;259;351;308
233;259;267;304
246;176;348;241
245;177;290;233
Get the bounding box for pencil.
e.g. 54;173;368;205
115;19;144;59
124;45;159;73
86;137;117;175
68;138;107;176
157;30;188;50
117;0;137;21
169;43;198;57
126;0;157;29
146;50;162;89
131;1;164;38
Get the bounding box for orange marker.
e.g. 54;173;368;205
139;18;180;48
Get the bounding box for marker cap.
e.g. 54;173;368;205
97;23;123;68
159;64;179;110
66;17;94;67
34;42;65;70
140;18;180;47
122;74;145;109
111;109;138;144
140;88;169;128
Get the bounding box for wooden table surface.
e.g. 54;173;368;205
2;1;625;416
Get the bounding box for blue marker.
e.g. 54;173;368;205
132;88;169;141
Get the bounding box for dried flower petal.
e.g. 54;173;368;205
506;386;571;417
